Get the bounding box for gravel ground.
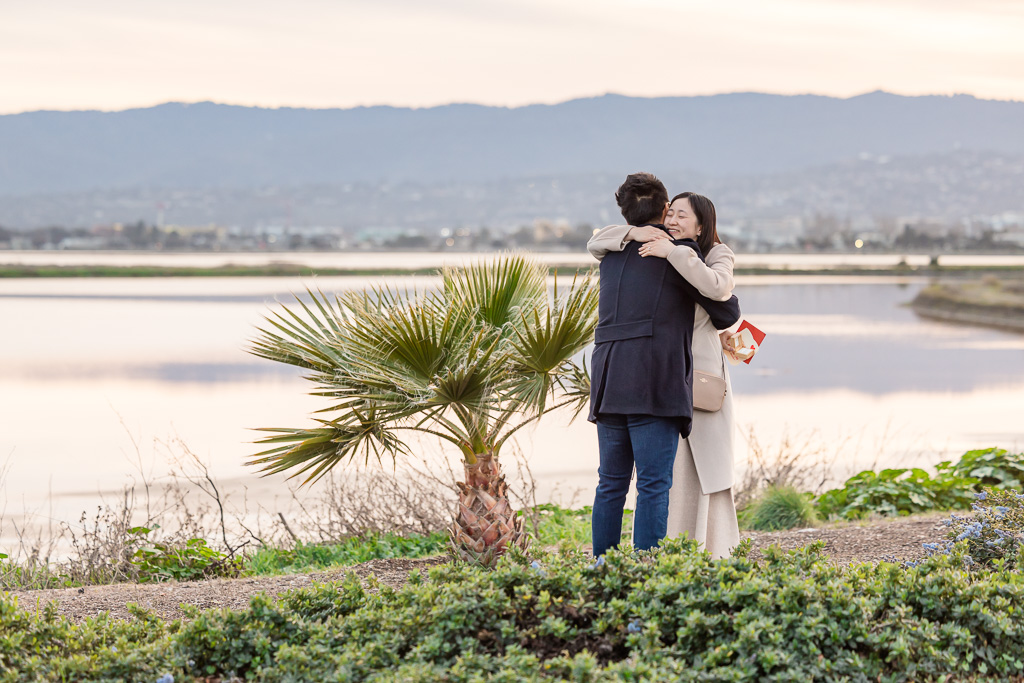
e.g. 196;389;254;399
6;513;951;623
738;511;949;563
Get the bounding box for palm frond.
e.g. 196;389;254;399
249;411;410;485
442;253;547;330
246;255;599;482
505;270;599;412
337;287;469;390
248;288;350;373
554;359;593;421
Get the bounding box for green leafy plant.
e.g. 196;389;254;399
949;447;1024;489
815;463;979;520
815;448;1024;521
129;527;241;583
740;485;817;530
248;255;599;567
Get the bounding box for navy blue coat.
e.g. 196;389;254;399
587;233;741;436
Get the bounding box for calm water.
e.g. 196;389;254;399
2;270;1024;543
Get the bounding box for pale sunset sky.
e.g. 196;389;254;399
1;0;1022;114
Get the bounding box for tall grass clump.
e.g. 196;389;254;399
740;485;817;531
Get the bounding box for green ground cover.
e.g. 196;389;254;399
243;533;447;576
4;520;1024;681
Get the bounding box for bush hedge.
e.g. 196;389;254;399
4;536;1024;681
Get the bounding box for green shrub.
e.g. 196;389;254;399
5;540;1024;681
129;527;242;583
740;485;817;530
950;447;1024;489
815;448;1024;521
815;463;977;520
0;600;175;682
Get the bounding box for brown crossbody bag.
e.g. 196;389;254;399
693;371;727;412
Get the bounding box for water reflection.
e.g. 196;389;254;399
5;362;300;382
2;275;1023;529
730;283;1024;394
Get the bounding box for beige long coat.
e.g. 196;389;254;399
587;226;737;494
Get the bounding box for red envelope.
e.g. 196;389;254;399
737;320;766;364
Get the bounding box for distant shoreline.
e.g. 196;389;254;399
2;262;1024;278
911;279;1024;331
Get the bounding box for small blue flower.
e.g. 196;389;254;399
530;560;546;576
589;556;606;570
995;506;1009;517
156;675;174;683
976;491;988;501
627;619;642;634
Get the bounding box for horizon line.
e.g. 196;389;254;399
3;89;1021;117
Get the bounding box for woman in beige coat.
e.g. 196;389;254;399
587;192;740;558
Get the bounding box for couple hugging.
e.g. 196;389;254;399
587;172;744;560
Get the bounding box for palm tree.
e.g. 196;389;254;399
247;255;598;567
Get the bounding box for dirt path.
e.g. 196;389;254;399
6;513;950;622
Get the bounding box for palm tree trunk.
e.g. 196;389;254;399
450;452;529;567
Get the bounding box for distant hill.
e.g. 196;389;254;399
3;151;1022;231
2;92;1023;195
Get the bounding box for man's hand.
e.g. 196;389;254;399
626;226;670;243
638;239;676;259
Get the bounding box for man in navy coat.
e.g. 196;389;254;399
589;173;741;556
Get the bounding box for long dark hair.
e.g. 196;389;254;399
671;192;720;255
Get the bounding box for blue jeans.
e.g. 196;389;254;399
592;414;681;556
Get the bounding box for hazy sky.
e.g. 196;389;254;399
2;0;1023;113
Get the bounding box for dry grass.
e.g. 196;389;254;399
733;427;849;511
0;431;467;590
1;434;578;590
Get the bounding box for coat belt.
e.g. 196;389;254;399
594;319;653;343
